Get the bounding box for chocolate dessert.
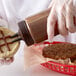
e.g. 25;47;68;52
42;43;76;61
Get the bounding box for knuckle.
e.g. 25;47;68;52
61;31;68;36
58;24;68;36
59;29;68;36
67;25;75;33
61;6;65;12
67;25;72;29
50;20;55;26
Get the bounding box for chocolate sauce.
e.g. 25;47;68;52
0;36;11;40
0;30;13;52
0;42;12;47
0;47;3;53
18;9;59;46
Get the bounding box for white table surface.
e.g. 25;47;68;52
0;57;69;76
0;41;69;76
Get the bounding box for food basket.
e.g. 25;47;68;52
40;41;76;75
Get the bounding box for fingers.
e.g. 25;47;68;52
58;14;68;36
47;5;57;41
58;7;68;36
47;0;76;40
66;0;76;33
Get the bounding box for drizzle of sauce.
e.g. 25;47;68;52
0;30;13;53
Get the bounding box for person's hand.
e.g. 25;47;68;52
47;0;76;40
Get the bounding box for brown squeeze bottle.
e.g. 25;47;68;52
18;9;59;46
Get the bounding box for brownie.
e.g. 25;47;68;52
42;43;76;60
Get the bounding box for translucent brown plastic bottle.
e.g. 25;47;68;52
18;9;59;46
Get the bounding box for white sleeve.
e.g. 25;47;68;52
1;0;51;32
